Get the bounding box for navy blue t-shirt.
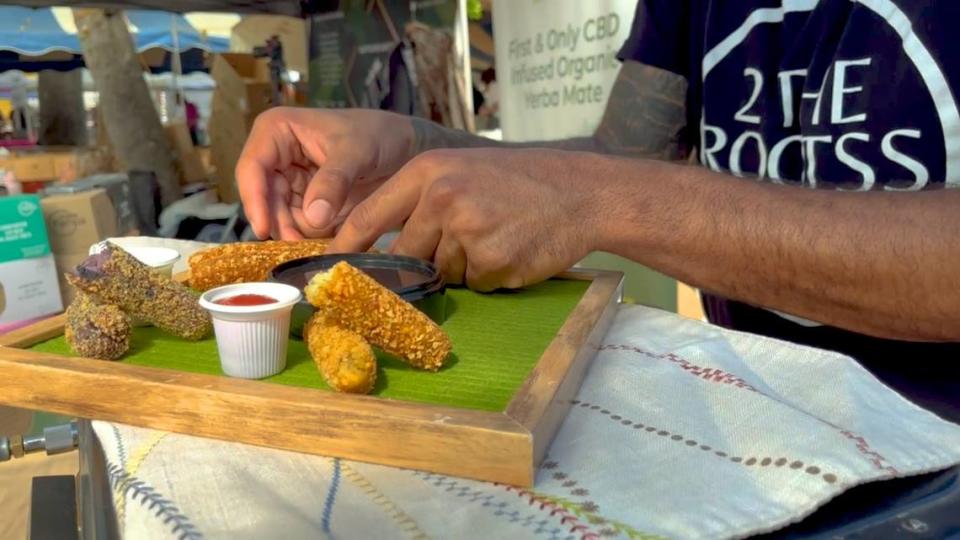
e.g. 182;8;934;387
618;0;960;420
620;0;960;189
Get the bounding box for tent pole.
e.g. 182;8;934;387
171;13;182;119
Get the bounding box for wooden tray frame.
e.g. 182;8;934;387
0;270;622;486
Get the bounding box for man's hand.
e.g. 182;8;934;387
327;148;603;291
235;107;416;240
233;62;686;241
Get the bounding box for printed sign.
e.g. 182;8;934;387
493;0;635;141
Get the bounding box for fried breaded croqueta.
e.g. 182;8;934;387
305;261;451;371
67;243;210;341
304;313;377;394
64;292;131;360
188;240;331;291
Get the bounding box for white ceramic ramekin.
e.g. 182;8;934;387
198;282;302;379
89;243;181;278
125;246;181;278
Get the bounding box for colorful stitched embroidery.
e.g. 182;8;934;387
106;461;202;540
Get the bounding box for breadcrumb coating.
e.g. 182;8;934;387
67;243;210;341
64;292;131;360
305;261;450;371
188;240;331;291
305;313;377;394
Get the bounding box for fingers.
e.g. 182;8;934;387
291;171;342;238
287;164;314;209
236;109;297;239
434;234;466;285
389;204;442;261
464;246;525;292
269;174;303;240
464;265;498;293
273;202;303;240
465;267;520;293
237;108;372;239
301;162;360;230
328;173;425;254
284;166;337;237
237;156;271;239
291;207;337;238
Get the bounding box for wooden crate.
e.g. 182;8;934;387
0;270;622;486
0;147;114;183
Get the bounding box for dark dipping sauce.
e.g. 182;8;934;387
301;268;427;290
214;293;277;306
268;253;447;336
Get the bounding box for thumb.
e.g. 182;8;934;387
301;162;359;229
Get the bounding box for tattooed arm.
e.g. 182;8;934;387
410;61;691;161
237;61;690;238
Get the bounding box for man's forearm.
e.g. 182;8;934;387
409;118;601;153
410;61;690;160
588;155;960;341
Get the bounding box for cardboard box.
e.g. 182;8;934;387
196;147;212;171
208;53;278;203
0;195;63;326
43;174;137;236
209;95;255;203
40;189;118;255
0;147;114;183
53;252;88;307
3;153;56;181
211;54;271;106
211;54;273;116
53;147;115;182
216;52;271;81
164;122;208;184
212;81;273;121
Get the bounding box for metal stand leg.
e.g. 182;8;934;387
76;420;119;540
29;476;79;540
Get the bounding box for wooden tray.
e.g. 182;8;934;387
0;270;622;486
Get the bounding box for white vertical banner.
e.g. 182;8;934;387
455;0;475;122
493;0;636;141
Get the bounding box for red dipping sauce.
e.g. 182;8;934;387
214;294;277;306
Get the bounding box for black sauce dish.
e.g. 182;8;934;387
268;253;447;337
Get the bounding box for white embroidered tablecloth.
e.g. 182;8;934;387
88;239;960;539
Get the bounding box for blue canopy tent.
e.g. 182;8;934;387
0;7;230;72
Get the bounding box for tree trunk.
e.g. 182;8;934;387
38;70;87;146
73;8;181;206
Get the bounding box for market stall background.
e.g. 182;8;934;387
0;6;230;72
0;5;307;537
0;1;957;539
0;0;302;14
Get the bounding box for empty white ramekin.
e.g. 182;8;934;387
89;243;181;278
198;282;302;379
125;246;181;278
